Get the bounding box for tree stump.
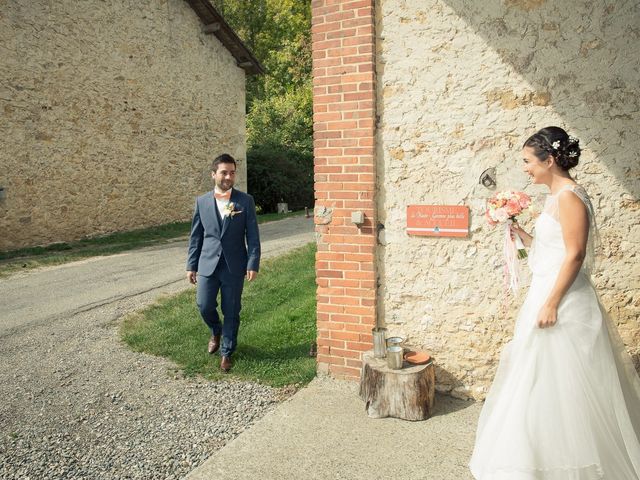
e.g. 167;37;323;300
359;351;435;421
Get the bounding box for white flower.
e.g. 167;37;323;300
494;208;509;223
552;140;561;150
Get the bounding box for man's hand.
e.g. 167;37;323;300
246;270;258;282
187;271;197;284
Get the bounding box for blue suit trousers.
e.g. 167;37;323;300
196;256;245;357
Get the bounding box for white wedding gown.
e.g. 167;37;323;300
470;185;640;479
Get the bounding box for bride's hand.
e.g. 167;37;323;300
537;303;558;329
510;221;528;240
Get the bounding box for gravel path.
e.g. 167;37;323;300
0;217;314;479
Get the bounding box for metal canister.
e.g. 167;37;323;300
372;327;388;358
386;336;404;350
386;346;403;369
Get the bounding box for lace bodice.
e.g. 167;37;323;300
528;184;598;276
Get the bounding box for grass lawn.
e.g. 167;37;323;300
120;243;317;387
0;210;306;277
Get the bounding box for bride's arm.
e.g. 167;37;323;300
537;191;589;328
510;221;533;247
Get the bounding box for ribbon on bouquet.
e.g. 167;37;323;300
502;220;523;294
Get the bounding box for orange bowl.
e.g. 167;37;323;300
404;351;431;365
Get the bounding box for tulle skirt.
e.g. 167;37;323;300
470;270;640;479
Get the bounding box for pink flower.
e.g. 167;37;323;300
505;198;521;217
515;191;531;208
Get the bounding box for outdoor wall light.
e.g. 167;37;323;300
479;168;497;189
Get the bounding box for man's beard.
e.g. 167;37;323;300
217;180;233;191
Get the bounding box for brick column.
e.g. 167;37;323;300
311;0;377;379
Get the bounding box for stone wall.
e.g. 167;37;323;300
0;0;247;251
376;0;640;399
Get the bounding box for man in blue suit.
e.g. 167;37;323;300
186;153;261;372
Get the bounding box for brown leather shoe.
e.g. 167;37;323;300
207;335;221;354
220;356;232;373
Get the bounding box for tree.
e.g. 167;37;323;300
213;0;313;212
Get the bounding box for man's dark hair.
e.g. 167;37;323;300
212;153;236;172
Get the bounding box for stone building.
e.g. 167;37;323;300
312;0;639;399
0;0;261;251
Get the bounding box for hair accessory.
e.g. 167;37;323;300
551;140;561;150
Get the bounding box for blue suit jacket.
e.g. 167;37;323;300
186;189;261;277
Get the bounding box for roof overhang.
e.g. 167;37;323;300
185;0;264;75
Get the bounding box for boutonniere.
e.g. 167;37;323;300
224;202;243;218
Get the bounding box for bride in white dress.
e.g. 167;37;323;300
470;126;640;479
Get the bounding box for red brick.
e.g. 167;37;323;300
330;348;361;359
325;10;355;23
330;313;362;323
316;354;332;364
317;338;345;349
314;112;342;122
328;356;346;366
328;83;358;94
342;305;375;318
315;57;342;68
343;129;373;138
329;296;361;306
318;287;346;297
344;270;374;280
317;303;343;313
330;331;360;341
327;47;359;58
343;35;373;47
327;64;358;75
317;251;345;261
326;28;357;40
345;323;377;333
312;21;343;34
343;92;372;102
346;341;371;352
327;279;361;288
345;358;363;368
330;261;360;271
328;191;359;200
327;138;358;147
342;54;373;65
314;130;342;139
356;24;374;36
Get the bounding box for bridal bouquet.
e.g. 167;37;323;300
486;190;532;293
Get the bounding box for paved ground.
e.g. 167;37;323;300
187;376;480;480
0;216;316;479
0;215;315;337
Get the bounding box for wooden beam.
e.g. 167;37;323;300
202;22;220;34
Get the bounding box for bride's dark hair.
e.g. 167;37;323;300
523;126;581;171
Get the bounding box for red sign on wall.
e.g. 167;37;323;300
406;205;469;237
